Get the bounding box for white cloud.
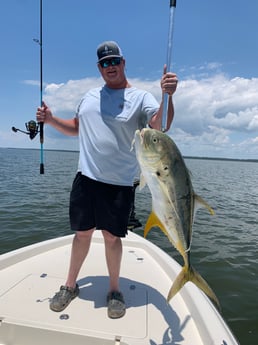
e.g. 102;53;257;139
44;78;102;113
248;112;258;131
23;80;41;86
6;73;257;159
166;74;258;158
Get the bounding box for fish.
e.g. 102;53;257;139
133;128;220;311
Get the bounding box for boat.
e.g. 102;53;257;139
0;230;239;345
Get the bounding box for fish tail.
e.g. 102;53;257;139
167;265;189;301
167;265;221;312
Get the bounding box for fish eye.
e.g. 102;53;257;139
152;137;158;143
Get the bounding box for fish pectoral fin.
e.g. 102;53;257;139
194;194;215;215
139;173;146;190
144;212;168;238
130;137;135;152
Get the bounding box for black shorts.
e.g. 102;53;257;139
69;173;134;237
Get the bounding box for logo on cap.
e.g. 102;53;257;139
103;45;112;55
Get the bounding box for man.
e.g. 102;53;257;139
36;41;178;319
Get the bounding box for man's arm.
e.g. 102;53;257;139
36;102;79;136
149;94;174;131
149;65;178;132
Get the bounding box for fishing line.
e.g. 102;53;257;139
161;0;177;132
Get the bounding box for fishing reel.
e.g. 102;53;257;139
12;120;39;140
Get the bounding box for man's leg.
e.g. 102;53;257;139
50;229;94;312
102;230;122;292
102;230;126;318
65;229;94;288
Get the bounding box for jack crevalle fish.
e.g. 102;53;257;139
134;128;220;310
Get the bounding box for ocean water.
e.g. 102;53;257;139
0;147;258;345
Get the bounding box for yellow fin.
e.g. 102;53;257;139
194;194;215;215
144;212;168;238
167;264;221;312
167;265;189;301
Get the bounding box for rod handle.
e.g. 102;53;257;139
40;163;44;174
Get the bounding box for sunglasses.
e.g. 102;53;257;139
99;57;122;68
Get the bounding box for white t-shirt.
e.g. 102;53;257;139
76;85;159;186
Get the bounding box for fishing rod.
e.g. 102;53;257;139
161;0;177;132
38;0;44;174
11;0;44;173
29;0;44;173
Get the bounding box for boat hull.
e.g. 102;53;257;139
0;231;239;345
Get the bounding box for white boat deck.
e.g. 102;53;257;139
0;231;238;345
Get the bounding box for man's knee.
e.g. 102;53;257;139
75;229;94;241
102;230;119;243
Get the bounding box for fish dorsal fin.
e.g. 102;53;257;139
144;211;168;238
194;194;215;215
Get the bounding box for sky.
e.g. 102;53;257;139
0;0;258;159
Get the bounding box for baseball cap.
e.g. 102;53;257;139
97;41;123;62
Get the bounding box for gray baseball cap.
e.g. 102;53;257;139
97;41;123;62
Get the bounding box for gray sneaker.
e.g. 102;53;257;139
107;291;126;319
50;284;79;312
